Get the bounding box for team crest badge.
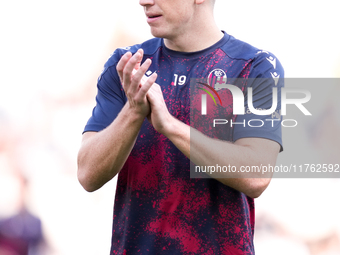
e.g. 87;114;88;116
207;69;227;91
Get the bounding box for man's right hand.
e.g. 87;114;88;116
116;49;157;118
78;49;158;192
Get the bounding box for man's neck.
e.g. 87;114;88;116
163;20;223;53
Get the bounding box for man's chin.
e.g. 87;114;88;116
149;28;168;39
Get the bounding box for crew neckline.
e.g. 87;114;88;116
161;31;230;59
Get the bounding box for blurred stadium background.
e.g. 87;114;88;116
0;0;339;254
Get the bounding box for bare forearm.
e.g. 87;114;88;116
190;128;278;197
164;117;279;198
77;103;145;192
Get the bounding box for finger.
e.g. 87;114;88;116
123;49;143;92
149;82;162;95
138;72;158;100
134;49;144;70
146;85;156;104
147;82;162;104
116;52;132;84
132;58;152;90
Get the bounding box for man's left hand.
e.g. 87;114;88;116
146;82;174;135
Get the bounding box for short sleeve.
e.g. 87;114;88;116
233;51;284;151
83;51;127;133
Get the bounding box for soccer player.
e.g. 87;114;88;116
77;0;284;254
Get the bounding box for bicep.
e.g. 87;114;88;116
233;53;284;151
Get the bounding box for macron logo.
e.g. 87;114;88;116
145;70;156;77
266;56;277;69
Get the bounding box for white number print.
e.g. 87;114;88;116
173;74;187;86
